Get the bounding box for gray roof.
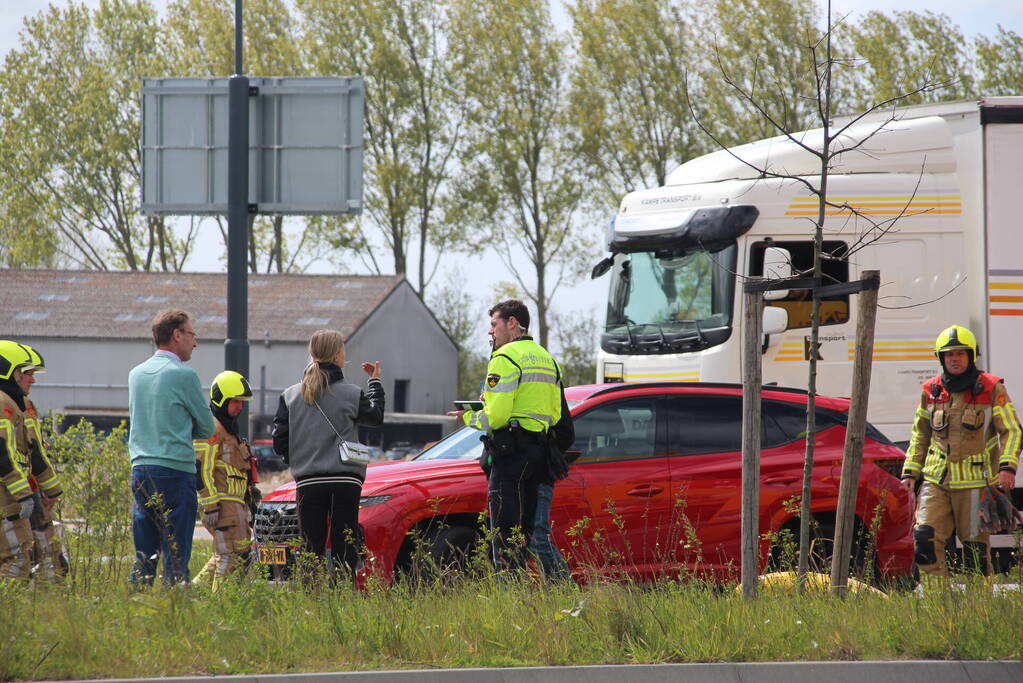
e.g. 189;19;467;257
0;269;404;342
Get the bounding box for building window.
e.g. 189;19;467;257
394;379;410;413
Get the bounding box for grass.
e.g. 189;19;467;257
6;418;1018;680
2;549;1022;681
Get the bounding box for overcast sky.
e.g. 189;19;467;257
2;1;1021;335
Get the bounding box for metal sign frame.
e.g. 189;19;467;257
141;76;364;216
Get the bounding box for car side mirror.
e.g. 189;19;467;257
762;305;788;336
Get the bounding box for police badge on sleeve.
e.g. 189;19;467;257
486;373;500;389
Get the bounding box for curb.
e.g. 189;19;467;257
46;660;1023;683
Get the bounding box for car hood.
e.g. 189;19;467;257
261;458;483;503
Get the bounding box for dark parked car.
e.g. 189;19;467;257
253;382;915;584
251;439;287;474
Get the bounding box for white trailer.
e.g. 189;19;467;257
592;97;1023;566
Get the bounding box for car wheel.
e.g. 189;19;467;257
767;518;875;580
398;523;480;583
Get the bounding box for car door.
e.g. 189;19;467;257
665;394;745;580
550;395;672;580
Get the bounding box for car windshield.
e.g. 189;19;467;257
413;427;484;461
606;244;736;334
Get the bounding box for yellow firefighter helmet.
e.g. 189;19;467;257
934;325;978;361
210;370;253;407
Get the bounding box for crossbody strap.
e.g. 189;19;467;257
313;399;345;441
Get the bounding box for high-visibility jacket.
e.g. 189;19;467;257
0;390;32;509
23;398;62;498
463;336;562;434
903;372;1022;489
194;418;254;512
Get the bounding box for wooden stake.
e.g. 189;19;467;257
741;285;764;599
831;270;880;596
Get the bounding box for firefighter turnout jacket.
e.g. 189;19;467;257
903;372;1021;488
463;337;563;435
23;398;62;499
0;390;33;511
195;419;255;513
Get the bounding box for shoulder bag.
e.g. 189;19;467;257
313;398;374;466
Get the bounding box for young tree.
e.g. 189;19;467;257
0;0;184;270
692;0;947;593
297;0;464;295
448;0;591;347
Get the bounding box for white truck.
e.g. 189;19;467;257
592;97;1023;566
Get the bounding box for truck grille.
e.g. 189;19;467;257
253;501;300;543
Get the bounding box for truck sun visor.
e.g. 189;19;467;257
609;205;759;253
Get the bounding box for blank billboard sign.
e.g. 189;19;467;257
141;76;364;216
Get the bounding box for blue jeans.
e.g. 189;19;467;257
131;465;198;586
529;482;570;581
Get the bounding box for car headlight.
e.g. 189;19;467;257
359;494;392;508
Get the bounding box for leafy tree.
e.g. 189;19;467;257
297;0;464;294
975;25;1023;96
567;0;705;202
841;10;974;110
426;269;489;400
164;0;342;273
550;310;599;387
0;0;186;270
693;0;822;147
448;0;591;347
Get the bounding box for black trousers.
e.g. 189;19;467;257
296;480;362;574
487;437;546;571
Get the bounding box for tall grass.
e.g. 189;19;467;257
3;420;1019;681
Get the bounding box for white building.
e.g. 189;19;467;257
1;269;458;445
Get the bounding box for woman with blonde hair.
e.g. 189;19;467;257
272;330;384;575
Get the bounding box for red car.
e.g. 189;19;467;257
253;382;914;583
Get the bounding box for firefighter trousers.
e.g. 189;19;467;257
197;501;251;587
914;482;990;576
0;516;34;580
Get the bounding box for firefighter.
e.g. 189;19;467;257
17;346;68;581
0;340;38;580
901;325;1021;577
194;370;257;587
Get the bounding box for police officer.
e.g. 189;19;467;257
18;346;67;581
0;340;38;580
448;300;564;571
194;370;257;588
901;325;1021;577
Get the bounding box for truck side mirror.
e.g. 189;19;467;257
762;246;793;301
591;256;614;279
763;305;788;336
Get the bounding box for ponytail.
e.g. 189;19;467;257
300;329;345;405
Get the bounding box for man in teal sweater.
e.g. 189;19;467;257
128;310;215;587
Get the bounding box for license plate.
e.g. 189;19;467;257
257;545;289;565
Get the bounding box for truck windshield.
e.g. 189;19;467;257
603;244;736;353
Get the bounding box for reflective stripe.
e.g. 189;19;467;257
514;411;553;427
519;372;559;385
469;411;490;431
486;382;518;394
995;402;1022;468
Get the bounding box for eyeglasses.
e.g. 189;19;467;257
179;328;198;339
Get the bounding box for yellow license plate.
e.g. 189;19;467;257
257;545;288;565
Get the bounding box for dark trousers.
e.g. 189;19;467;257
296;481;362;574
488;438;545;571
130;465;198;586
